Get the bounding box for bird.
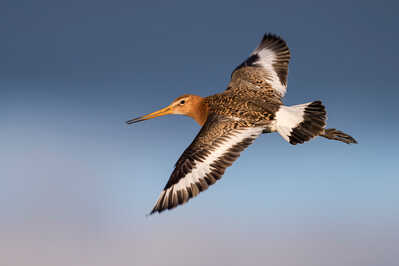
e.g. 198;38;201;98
126;33;357;215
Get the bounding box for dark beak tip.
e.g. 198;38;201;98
126;117;146;125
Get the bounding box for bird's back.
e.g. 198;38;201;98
204;90;280;128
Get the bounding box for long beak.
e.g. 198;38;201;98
126;106;173;124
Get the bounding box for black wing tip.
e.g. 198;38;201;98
147;189;189;216
147;203;167;216
256;33;290;58
147;199;187;216
260;33;287;46
147;209;160;216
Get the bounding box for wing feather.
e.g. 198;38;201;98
228;33;290;98
149;115;263;214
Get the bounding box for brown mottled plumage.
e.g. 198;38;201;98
126;33;357;214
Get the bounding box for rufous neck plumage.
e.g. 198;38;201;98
184;95;209;126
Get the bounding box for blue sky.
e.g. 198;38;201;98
1;1;398;265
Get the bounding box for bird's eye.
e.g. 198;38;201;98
180;100;185;105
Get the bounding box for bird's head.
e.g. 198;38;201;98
126;94;208;126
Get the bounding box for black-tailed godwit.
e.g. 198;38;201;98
127;34;357;214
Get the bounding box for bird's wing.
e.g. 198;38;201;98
227;33;290;99
150;114;263;214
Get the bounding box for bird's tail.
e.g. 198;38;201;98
275;101;326;145
320;128;357;144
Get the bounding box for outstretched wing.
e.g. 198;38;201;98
150;115;263;214
228;33;290;99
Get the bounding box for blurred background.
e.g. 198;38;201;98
1;1;398;265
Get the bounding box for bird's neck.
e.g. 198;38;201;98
187;96;209;126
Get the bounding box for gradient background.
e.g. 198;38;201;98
1;1;398;265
